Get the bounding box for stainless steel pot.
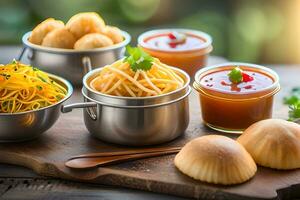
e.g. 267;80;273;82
62;66;191;146
0;74;73;142
18;31;131;85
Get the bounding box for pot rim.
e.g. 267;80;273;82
137;28;213;53
83;65;190;100
193;62;280;96
22;31;131;54
82;86;191;108
0;73;73;116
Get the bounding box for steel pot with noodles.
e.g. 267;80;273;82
62;46;191;146
0;61;73;142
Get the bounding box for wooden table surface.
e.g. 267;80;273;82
0;46;299;200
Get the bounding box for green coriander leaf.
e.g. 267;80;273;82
288;103;300;121
284;95;300;105
38;75;47;83
36;85;43;91
228;67;243;83
283;87;300;105
139;60;152;71
124;45;154;72
284;87;300;121
126;45;135;55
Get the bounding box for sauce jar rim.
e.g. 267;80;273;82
137;28;213;53
193;62;280;96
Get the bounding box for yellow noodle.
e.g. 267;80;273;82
89;58;185;97
0;61;67;113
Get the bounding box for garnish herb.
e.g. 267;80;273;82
36;85;43;91
124;45;154;72
228;67;243;83
38;75;47;83
0;73;11;80
228;67;254;84
283;87;300;121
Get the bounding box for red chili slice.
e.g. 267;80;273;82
242;73;254;82
167;33;177;40
169;43;177;48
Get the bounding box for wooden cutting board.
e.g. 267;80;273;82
0;66;300;200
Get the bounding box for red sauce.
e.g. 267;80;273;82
200;70;274;93
194;65;280;133
144;33;206;51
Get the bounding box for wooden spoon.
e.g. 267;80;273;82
65;149;180;169
68;146;182;159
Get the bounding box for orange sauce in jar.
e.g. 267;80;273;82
138;29;213;78
193;63;280;133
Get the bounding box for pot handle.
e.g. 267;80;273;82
61;102;98;120
61;102;97;113
17;46;27;61
82;56;93;75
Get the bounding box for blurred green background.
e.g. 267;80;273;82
0;0;299;64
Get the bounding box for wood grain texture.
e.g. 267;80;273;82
0;178;189;200
0;66;299;200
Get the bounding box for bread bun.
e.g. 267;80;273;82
238;119;300;170
174;135;257;185
103;26;123;44
41;28;76;49
29;18;64;45
74;33;113;50
66;12;106;39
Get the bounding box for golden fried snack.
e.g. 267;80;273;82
103;26;123;44
29;18;64;45
174;135;257;185
42;28;76;49
238;119;300;170
66;12;106;39
74;33;113;50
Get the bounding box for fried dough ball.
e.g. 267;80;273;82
74;33;113;50
103;26;123;44
66;12;106;39
42;28;76;49
29;18;64;45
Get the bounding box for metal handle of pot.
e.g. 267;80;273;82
82;56;93;75
17;47;27;61
80;56;98;120
61;102;98;121
17;46;34;61
61;102;97;113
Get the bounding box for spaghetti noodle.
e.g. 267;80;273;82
90;58;185;97
0;61;67;113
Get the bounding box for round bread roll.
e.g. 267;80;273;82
74;33;113;50
42;28;76;49
174;135;257;185
238;119;300;170
103;26;123;44
29;18;64;45
66;12;106;39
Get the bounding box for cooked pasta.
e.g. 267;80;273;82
90;58;185;97
0;61;67;113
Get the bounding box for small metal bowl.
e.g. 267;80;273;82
62;67;191;146
0;74;73;142
18;31;131;85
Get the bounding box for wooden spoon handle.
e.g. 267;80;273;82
65;149;179;169
69;146;182;159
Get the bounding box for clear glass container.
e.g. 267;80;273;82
193;62;280;134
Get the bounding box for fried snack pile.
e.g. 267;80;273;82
29;12;124;50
